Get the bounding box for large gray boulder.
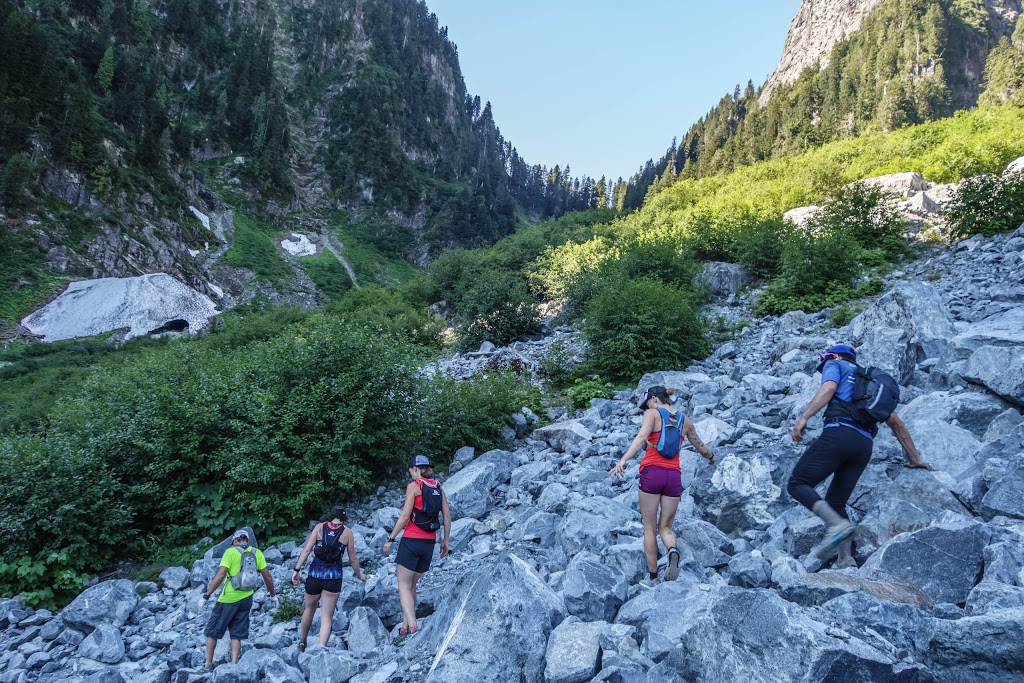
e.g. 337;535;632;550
212;648;304;683
849;282;956;364
298;649;370;683
543;618;605;683
692;455;781;534
861;521;1001;605
962;345;1024;406
443;460;498;519
981;468;1024;520
415;551;565;682
61;580;138;633
820;591;929;655
875;418;979;479
345;607;389;653
917;608;1024;675
563;552;629;622
857;325;915;385
952;307;1024;354
158;566;191;591
557;497;639;557
697;262;752;301
533;420;595;452
895;390;1011;440
860;171;927;197
616;586;905;679
76;623;125;664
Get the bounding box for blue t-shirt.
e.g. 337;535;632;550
821;359;873;440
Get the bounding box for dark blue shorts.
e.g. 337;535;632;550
396;538;435;573
204;596;252;640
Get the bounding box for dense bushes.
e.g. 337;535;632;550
0;314;537;606
946;170;1024;239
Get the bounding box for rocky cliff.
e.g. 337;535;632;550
761;0;885;103
3;197;1024;680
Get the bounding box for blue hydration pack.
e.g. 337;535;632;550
649;408;685;457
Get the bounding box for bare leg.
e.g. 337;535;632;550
205;637;217;664
639;491;662;575
229;638;240;664
298;592;319;644
396;565;422;630
318;591;340;646
658;495;681;551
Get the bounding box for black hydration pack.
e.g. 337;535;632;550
412;480;443;532
824;364;900;435
313;523;345;563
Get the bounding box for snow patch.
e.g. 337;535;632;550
189;206;211;231
281;232;318;257
21;274;219;342
188;249;201;258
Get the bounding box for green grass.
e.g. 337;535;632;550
222;211;295;285
299;251;354;300
324;210;421;286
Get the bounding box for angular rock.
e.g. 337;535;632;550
850;282;956;363
213;648;304;683
917;608;1024;675
692;416;735;447
414;551;566;682
981;470;1024;520
76;623;125;664
345;607;389;654
896;390;1011;440
442;460;497;519
533;420;594;453
299;649;370;683
558;497;638;557
158;567;191;592
563;552;628;622
860;172;927;197
693;455;781;534
697;262;752;300
965;580;1024;616
952;307;1024;353
727;553;771;589
861;521;1000;605
963;345;1024;407
544;618;605;683
62;580;139;633
820;591;929;655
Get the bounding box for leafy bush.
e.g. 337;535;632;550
814;182;908;259
417;372;542;458
828;303;866;328
222;212;294;284
455;273;539;350
331;285;443;347
564;376;615;410
581;277;709;382
945;171;1024;238
538;337;581;387
728;216;787;278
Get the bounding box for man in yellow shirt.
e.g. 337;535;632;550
200;530;276;671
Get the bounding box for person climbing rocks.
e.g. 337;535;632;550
291;506;366;651
610;385;715;586
384;454;451;645
200;530;277;672
789;344;929;568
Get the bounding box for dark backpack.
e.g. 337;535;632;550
648;408;685;458
313;523;345;563
851;365;900;423
411;480;443;532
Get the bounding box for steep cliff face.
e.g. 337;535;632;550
761;0;885;104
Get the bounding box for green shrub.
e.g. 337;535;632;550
455;273;539;350
728;216;787;278
538;337;580;387
815;182;908;259
222;212;294;284
300;252;354;300
417;372;542;458
331;285;443;348
828;303;865;328
945;171;1024;238
564;376;615;410
581;277;709;382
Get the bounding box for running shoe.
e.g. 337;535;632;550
664;547;681;582
814;521;857;560
297;639;306;653
638;577;659;590
834;555;858;570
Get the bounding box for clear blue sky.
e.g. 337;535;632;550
425;0;802;182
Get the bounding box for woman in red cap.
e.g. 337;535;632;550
610;386;715;585
384;454;451;644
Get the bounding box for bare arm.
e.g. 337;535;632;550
440;489;452;558
684;417;715;464
887;413;929;469
609;409;658;477
259;567;276;597
204;566;229;598
791;381;838;443
383;483;419;554
291;524;321;585
344;528;366;581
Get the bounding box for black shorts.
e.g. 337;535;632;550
203;596;252;640
396;538;435;573
305;575;342;595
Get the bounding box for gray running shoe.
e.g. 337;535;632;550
638;577;659;590
664;547;681;582
814;521;857;560
834;555;858;570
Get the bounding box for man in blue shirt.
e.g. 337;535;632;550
789;344;929;567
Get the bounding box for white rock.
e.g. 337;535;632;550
280;232;318;257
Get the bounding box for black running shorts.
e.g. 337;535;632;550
396;538;435;573
304;575;342;595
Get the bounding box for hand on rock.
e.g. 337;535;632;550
609;463;625;478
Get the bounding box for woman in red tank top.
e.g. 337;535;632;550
383;454;451;645
609;385;715;585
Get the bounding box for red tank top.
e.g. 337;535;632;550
638;410;683;473
403;479;439;540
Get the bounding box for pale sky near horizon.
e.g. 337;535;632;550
425;1;802;182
